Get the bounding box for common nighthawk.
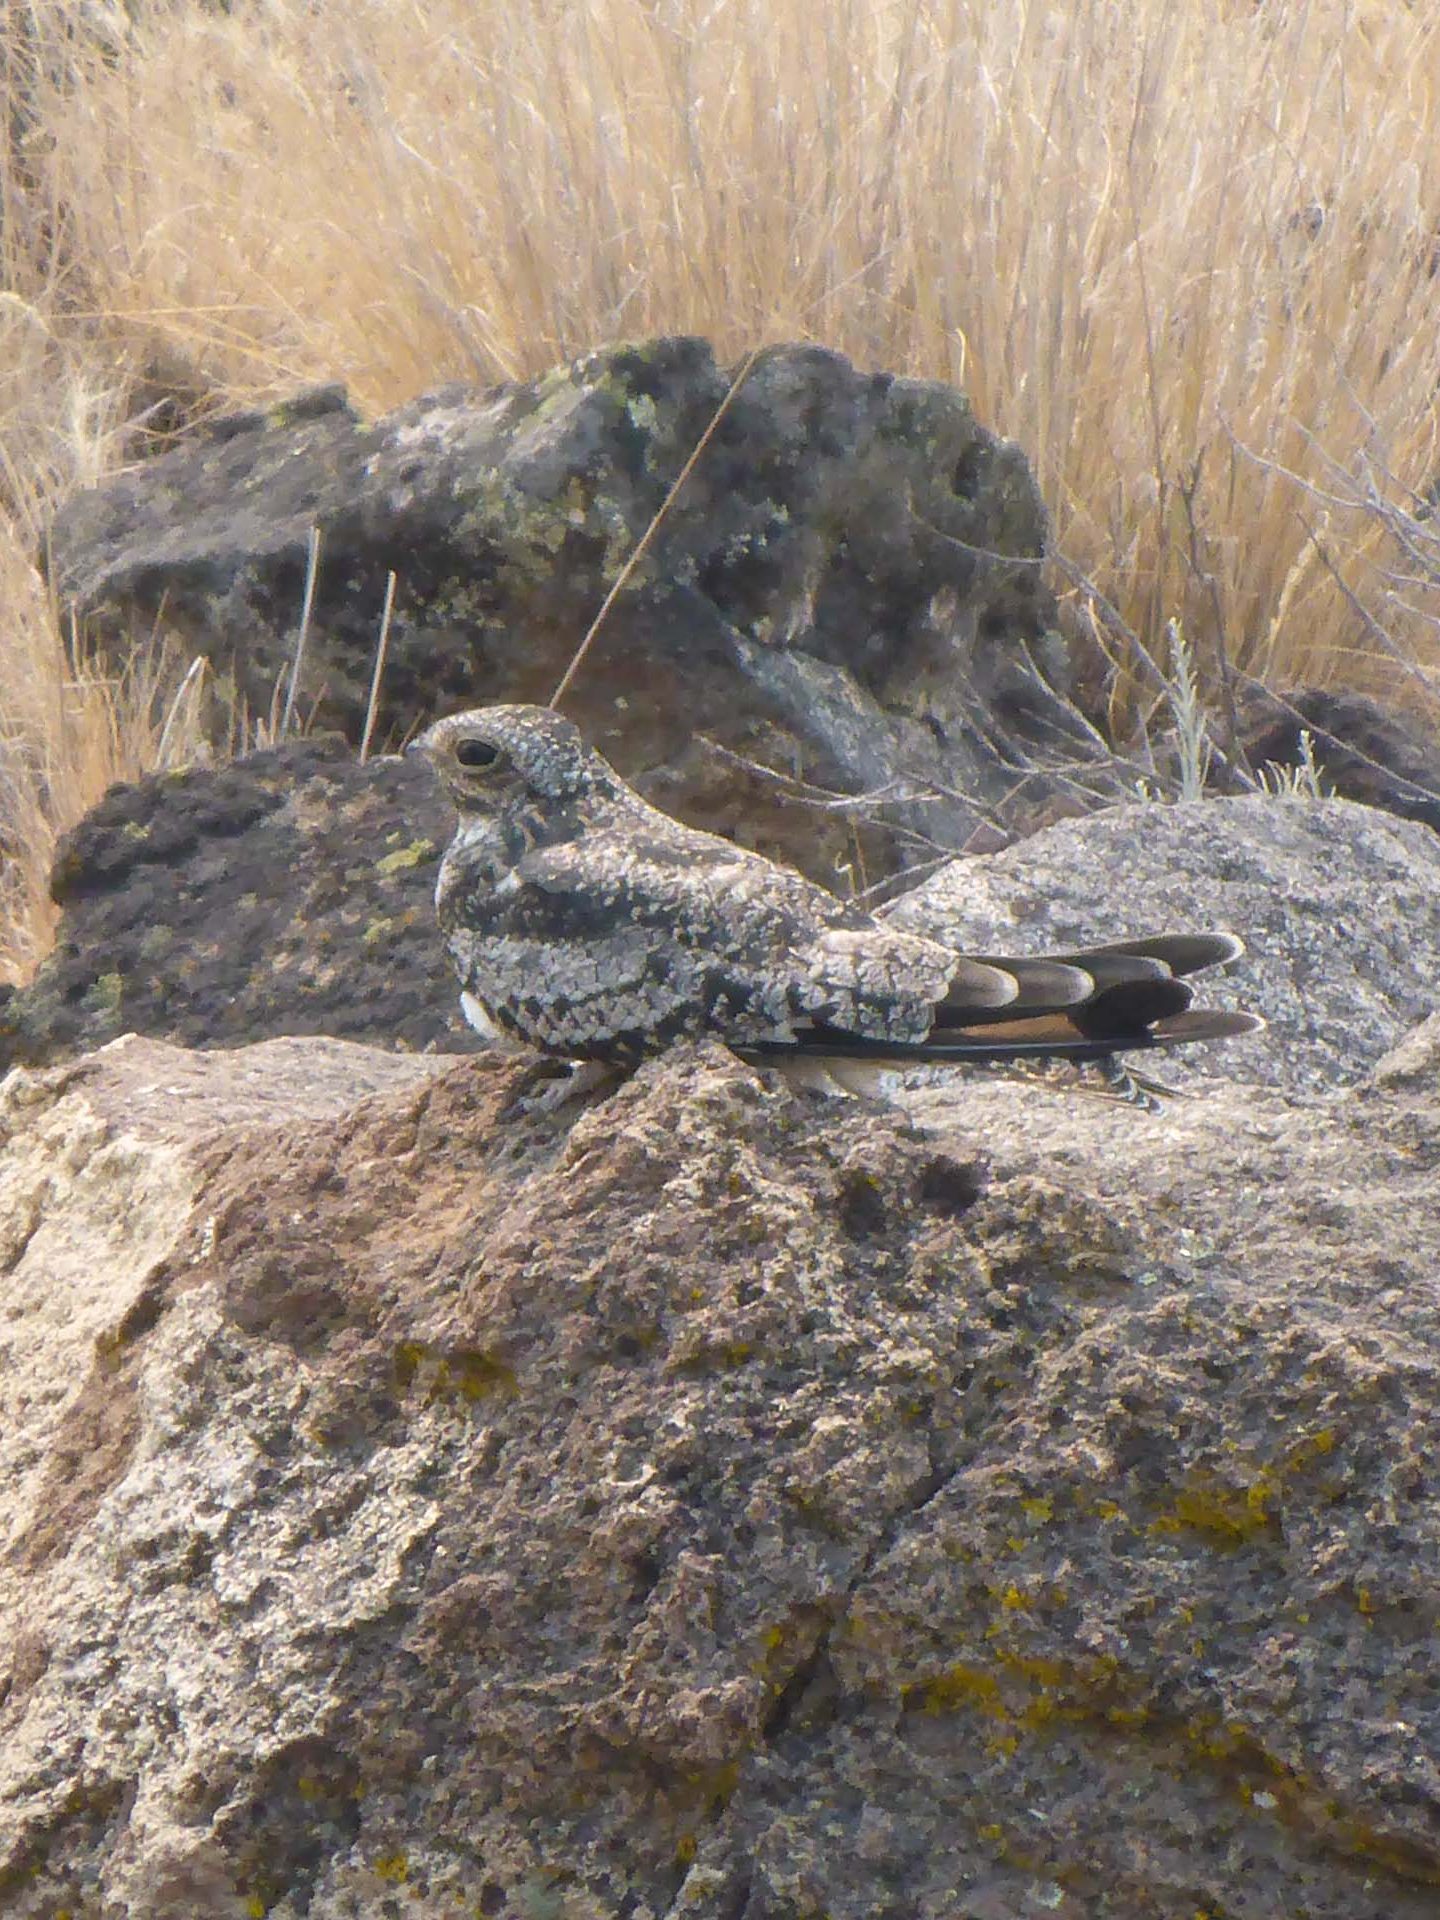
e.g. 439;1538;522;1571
412;704;1260;1096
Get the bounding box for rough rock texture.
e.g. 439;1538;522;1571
2;1028;1440;1918
44;339;1074;874
885;793;1440;1096
0;738;473;1071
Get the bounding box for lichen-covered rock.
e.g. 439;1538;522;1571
1;1032;1439;1917
0;738;472;1071
885;792;1440;1096
44;339;1072;876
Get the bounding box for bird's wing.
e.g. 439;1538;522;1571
448;803;1259;1066
495;822;986;1045
742;930;1260;1064
445;912;710;1059
436;819;726;1055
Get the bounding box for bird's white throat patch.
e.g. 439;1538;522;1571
460;991;507;1045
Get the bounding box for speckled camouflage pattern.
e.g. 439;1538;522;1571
422;707;967;1061
415;706;1256;1071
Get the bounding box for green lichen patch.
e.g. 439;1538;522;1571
393;1341;516;1405
82;972;125;1017
375;838;437;876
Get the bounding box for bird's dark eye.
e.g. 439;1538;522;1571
455;738;501;770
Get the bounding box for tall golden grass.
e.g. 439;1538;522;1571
3;0;1440;975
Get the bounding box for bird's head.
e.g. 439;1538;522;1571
409;704;616;814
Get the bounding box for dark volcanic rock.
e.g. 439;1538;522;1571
1238;684;1440;835
0;740;471;1069
1;1033;1439;1917
45;339;1075;878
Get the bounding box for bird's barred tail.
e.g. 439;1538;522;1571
749;932;1262;1075
932;932;1243;1024
925;931;1257;1051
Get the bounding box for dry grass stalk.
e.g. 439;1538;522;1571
280;525;323;739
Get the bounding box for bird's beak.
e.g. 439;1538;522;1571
406;734;430;762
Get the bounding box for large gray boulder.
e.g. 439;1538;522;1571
1;1023;1439;1918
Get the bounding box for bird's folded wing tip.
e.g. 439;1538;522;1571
1151;1007;1265;1043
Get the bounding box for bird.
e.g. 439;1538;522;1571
410;704;1261;1101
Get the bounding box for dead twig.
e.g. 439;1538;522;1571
281;525;322;739
359;570;398;764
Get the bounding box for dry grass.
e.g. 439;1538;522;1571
0;4;160;980
3;0;1440;975
0;521;179;979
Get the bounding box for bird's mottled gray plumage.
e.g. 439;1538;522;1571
411;704;1261;1081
